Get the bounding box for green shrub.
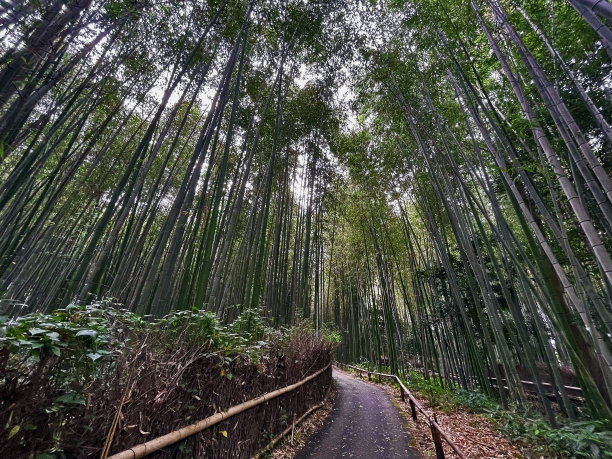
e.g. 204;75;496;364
495;414;612;458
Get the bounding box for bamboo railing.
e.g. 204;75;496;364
253;395;328;459
107;362;332;459
487;376;584;402
431;371;584;403
337;362;466;459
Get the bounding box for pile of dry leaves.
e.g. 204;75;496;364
379;383;522;458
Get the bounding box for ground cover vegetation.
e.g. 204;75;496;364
1;0;611;454
400;369;612;457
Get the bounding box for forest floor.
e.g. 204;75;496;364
378;383;523;458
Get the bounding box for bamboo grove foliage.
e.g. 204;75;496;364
329;0;612;427
1;0;611;429
0;0;345;324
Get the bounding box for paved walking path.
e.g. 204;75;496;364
296;369;419;458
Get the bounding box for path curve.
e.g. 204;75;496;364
296;369;419;458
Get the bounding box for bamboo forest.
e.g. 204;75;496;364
1;0;612;457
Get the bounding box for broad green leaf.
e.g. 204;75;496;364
55;393;86;405
76;330;97;337
46;332;60;341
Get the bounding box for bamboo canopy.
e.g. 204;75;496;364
1;0;612;446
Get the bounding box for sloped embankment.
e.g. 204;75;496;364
0;304;333;457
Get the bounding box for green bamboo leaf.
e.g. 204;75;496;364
7;425;19;439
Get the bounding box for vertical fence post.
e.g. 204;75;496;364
430;424;445;459
409;399;417;421
368;371;371;381
400;387;405;402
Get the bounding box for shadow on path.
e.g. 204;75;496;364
296;369;420;458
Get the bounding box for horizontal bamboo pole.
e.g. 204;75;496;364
108;362;331;459
432;370;584;396
339;362;466;459
252;395;328;459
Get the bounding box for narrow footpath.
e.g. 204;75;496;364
296;369;419;458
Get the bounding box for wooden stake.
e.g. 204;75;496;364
409;399;417;421
430;424;445;459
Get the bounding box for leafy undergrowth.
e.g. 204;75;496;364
400;369;612;458
0;302;335;458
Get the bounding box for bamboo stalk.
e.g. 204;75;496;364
101;370;135;459
107;363;331;459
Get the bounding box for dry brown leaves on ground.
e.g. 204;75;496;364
378;382;523;458
269;384;337;458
